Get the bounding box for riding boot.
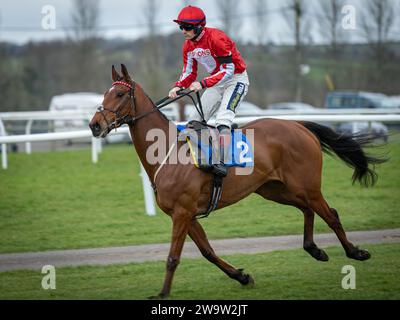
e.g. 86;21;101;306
212;125;230;177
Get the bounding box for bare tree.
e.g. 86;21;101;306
283;0;311;101
254;0;269;45
318;0;343;56
0;10;2;40
67;0;101;91
143;0;158;38
70;0;100;41
139;0;168;97
358;0;398;89
216;0;241;38
360;0;396;62
315;0;344;91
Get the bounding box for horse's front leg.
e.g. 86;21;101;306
189;219;254;285
150;210;192;299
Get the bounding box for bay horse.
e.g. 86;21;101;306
89;64;385;299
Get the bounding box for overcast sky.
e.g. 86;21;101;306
0;0;399;45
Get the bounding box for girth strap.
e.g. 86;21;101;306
196;174;223;219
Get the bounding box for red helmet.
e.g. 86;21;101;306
173;5;206;26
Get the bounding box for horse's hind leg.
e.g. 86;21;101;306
310;193;371;261
188;219;254;286
301;207;329;261
255;182;329;261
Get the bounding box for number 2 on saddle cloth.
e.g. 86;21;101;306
177;122;254;172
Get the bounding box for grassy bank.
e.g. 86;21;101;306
0;243;399;299
0;137;399;253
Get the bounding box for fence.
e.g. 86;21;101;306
1;111;400;216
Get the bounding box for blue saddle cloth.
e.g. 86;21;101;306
177;124;254;168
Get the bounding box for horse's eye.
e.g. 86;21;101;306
117;92;124;98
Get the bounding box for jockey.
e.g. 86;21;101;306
169;5;249;177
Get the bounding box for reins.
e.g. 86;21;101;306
97;83;206;132
154;90;206;122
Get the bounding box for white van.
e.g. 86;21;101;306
49;92;130;143
49;92;103;132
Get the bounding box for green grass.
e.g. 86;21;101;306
0;243;399;300
0;137;399;253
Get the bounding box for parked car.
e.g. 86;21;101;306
381;96;400;109
324;91;390;139
325;91;388;109
235;101;265;116
381;97;400;130
267;102;318;112
336;121;388;142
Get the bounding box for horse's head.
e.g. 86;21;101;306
89;64;136;138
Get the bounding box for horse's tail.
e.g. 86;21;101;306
300;121;387;187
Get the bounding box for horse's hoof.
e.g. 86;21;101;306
148;293;168;300
316;249;329;262
239;270;255;286
232;269;255;286
348;248;371;261
243;274;255;287
305;245;329;261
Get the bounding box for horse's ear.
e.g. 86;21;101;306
112;65;122;82
120;63;132;82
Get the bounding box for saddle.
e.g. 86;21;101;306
177;120;251;170
181;120;217;173
177;120;253;219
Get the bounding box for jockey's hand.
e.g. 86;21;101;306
168;87;182;99
189;81;202;92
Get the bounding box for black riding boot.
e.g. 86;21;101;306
212;125;230;177
212;149;228;177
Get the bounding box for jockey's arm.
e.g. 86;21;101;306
172;43;198;94
200;55;235;88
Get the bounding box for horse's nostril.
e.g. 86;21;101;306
90;122;101;134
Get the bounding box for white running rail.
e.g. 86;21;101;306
1;113;400;215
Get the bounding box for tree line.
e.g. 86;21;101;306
0;0;399;111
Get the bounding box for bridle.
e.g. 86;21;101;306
96;80;206;134
96;81;137;133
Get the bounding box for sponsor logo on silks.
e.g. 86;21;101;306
189;48;211;59
227;82;246;112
